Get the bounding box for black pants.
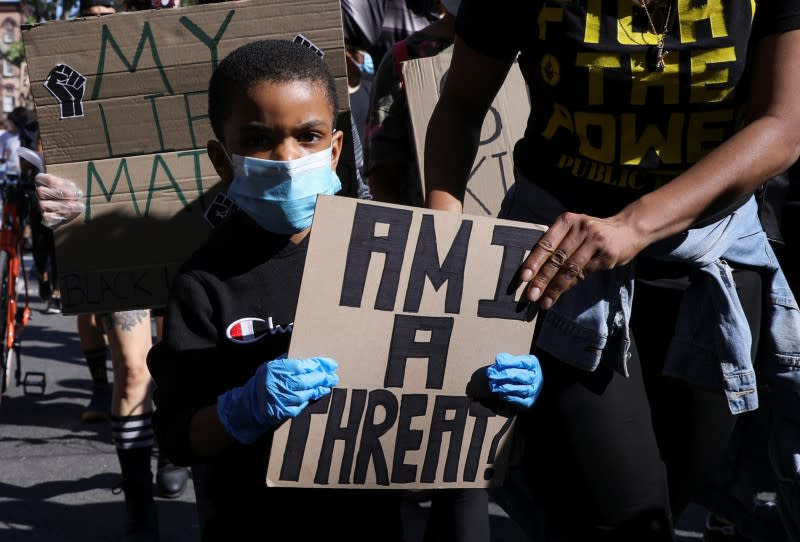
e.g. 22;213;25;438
423;489;491;542
29;196;57;294
516;267;762;542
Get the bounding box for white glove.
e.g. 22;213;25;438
34;173;85;229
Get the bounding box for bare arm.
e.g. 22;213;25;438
522;29;800;309
424;36;516;212
620;31;800;243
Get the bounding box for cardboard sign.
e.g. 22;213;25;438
267;195;546;489
403;51;530;217
22;0;351;314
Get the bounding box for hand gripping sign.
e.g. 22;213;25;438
44;64;87;119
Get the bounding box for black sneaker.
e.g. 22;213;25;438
155;460;189;499
45;297;62;315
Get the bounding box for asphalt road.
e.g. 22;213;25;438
0;254;714;542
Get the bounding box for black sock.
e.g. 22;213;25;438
84;347;109;389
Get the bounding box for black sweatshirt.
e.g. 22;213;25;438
148;211;403;541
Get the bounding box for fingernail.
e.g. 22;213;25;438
529;287;541;302
540;297;553;310
520;268;533;281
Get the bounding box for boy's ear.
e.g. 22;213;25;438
207;140;233;183
330;129;344;170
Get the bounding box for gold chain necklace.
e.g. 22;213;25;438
639;0;672;72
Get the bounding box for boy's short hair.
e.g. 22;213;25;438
208;39;339;142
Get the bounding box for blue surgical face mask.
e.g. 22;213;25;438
225;146;341;235
357;52;374;76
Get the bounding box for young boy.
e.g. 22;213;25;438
146;38;542;541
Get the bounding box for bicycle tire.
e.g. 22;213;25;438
0;249;10;399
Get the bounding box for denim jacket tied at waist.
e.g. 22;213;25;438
499;176;800;415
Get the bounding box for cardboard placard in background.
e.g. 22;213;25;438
267;195;546;489
403;51;530;217
22;0;352;314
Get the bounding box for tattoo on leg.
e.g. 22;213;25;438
104;310;150;332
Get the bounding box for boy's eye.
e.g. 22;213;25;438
297;132;322;144
240;129;325;151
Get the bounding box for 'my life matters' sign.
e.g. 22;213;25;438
23;0;349;314
267;196;546;489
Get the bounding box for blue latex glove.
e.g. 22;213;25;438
217;355;339;444
486;352;543;410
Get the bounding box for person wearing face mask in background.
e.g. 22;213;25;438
345;45;374;153
340;0;440;71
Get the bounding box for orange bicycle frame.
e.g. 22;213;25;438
0;183;31;352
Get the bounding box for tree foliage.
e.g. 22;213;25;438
5;40;24;62
5;0;82;67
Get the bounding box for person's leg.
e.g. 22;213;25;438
631;276;742;520
30;207;50;301
42;226;60;312
77;313;111;422
149;307;189;499
101;310;159;541
423;489;491;542
28;199;60;312
652;268;787;542
518;344;675;542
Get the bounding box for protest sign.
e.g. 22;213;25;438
403;50;530;217
267;195;546;489
22;0;351;314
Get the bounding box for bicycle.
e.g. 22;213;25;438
0;169;41;404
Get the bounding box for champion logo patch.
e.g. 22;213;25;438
225;317;293;344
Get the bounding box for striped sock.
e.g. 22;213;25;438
113;417;157;531
111;412;155;451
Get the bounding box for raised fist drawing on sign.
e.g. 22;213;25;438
44;64;87;119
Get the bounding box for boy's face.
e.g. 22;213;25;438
208;79;343;184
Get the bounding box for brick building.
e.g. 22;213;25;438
0;0;28;114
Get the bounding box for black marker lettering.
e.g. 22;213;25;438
353;389;397;485
385;315;453;389
421;396;471;483
340;203;413;311
279;394;331;482
403;214;471;314
315;389;367;485
391;394;428;483
477;225;543;320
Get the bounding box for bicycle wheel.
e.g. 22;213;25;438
0;249;10;399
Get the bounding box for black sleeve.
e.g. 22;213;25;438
149;271;220;466
341;0;385;51
753;0;800;39
455;0;532;59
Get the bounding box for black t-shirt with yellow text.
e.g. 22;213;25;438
457;0;800;217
